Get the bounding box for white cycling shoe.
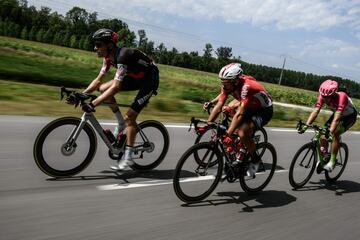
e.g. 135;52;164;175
246;162;259;178
110;158;133;171
323;161;335;172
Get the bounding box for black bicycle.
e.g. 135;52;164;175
194;104;268;146
289;120;348;189
173;118;277;203
33;87;170;177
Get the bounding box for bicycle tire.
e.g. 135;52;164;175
289;142;317;189
173;142;223;203
33;117;97;177
239;142;277;193
325;142;348;183
130;120;169;171
193;127;268;167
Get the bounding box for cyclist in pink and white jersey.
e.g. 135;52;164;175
203;63;273;177
299;79;358;171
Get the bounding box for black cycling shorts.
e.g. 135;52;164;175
242;106;273;130
121;66;159;113
325;110;358;132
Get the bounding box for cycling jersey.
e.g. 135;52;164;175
99;47;155;81
99;46;159;113
315;92;357;117
218;75;272;110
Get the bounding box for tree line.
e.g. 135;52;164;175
1;0;360;98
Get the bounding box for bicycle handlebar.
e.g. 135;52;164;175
297;120;330;137
189;117;227;137
60;87;97;108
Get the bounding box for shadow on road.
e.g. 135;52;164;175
292;179;360;196
182;190;297;212
46;169;174;183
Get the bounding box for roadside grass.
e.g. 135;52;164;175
0;36;359;130
1;80;359;130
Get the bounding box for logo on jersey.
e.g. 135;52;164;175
241;84;249;99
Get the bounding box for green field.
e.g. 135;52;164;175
0;36;359;130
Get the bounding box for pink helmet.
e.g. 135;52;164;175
319;79;338;97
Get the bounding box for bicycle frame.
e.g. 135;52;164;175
65;103;153;157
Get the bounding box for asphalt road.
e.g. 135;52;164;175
0;115;360;240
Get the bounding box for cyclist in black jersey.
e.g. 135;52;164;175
81;28;159;170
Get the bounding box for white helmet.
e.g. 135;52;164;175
218;63;243;81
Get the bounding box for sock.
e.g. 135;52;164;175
124;145;134;161
330;153;336;164
114;110;125;130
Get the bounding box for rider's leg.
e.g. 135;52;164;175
99;80;125;133
124;109;139;147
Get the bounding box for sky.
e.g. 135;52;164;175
26;0;360;82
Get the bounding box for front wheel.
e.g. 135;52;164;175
288;142;317;189
130;120;169;171
239;142;277;193
33;117;97;177
173;142;223;203
325;143;348;183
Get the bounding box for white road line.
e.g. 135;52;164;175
97;169;289;191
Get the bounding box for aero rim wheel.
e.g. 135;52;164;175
130;120;169;171
325;143;348;183
173;142;223;203
33;117;97;178
289;142;317;189
239;142;277;193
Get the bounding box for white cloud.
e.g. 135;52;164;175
299;37;360;57
332;64;339;68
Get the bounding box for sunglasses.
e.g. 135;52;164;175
94;42;105;48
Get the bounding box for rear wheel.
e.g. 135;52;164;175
173;142;223;203
289;142;317;189
239;142;277;193
325;143;348;183
130;120;169;171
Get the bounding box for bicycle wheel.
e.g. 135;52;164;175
173;142;223;203
288;142;317;189
33;117;97;177
239;142;277;193
131;120;169;171
193;126;219;167
325;142;348;183
253;127;268;157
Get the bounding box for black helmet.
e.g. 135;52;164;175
92;28;118;43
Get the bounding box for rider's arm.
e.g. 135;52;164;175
306;95;323;125
306;109;319;126
208;100;223;122
227;101;246;135
92;79;121;107
329;112;341;134
83;73;106;94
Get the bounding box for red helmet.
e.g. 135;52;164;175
319;79;338;97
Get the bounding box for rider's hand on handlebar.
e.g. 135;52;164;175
82;102;95;113
197;125;208;134
66;95;77;105
203;102;212;110
222;106;233;114
298;124;308;134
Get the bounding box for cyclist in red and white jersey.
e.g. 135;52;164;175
80;28;159;170
299;79;358;171
203;63;273;177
